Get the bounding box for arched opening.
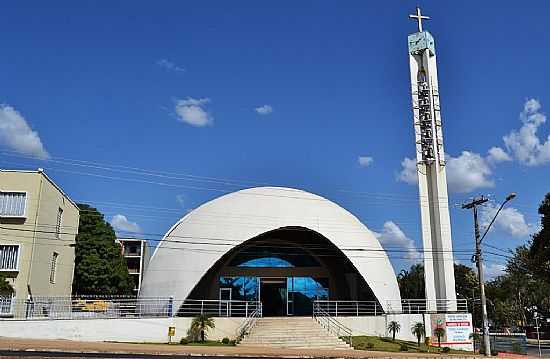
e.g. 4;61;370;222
184;226;379;316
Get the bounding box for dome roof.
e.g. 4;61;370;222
139;187;401;309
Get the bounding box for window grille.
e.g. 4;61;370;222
0;192;26;217
0;245;19;270
56;208;63;239
0;295;12;315
49;252;58;284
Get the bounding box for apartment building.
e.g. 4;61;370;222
116;238;150;294
0;169;79;314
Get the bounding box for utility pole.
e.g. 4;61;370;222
462;196;490;356
462;193;516;356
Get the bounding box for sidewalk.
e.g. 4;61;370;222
0;337;480;358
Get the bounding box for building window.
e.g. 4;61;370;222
0;192;26;217
0;245;19;271
55;208;63;239
49;252;58;284
0;295;13;315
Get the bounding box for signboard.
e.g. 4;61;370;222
430;313;474;351
445;313;472;344
168;326;176;343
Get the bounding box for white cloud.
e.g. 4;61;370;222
374;221;420;260
397;157;418;185
111;214;141;233
0;105;50;159
480;203;531;238
487;146;512;164
156;59;185;73
398;152;495;193
446;151;494;193
483;263;506;280
174;97;213;127
358;156;374;167
255;105;273;115
176;194;185;208
503;98;550;166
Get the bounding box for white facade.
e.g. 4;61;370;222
140;187;401;311
408;30;457;309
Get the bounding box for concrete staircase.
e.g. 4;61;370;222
238;317;352;350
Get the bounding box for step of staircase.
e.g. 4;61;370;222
238;317;352;350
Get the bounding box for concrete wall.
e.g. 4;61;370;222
0;317;246;343
338;314;428;342
0;170;79;301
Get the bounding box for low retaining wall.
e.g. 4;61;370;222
0;317;246;343
338;313;474;352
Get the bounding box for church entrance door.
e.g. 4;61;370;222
260;278;286;316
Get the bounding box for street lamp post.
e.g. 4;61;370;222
462;193;516;356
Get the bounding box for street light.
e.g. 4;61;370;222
462;193;516;356
479;193;517;243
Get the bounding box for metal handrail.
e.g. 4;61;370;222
313;302;353;346
314;299;468;316
236;303;262;342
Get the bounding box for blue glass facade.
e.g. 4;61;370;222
218;275;328;316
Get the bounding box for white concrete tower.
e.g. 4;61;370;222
407;7;457;311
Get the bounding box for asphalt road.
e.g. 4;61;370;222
527;343;550;357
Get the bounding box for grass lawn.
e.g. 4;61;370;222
351;336;475;355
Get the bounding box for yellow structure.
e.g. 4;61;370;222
0;169;79;313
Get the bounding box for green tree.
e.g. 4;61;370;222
485;245;550;329
0;274;13;294
454;264;479;299
411;322;425;347
190;314;215;342
398;263;478;302
530;193;550;284
397;264;425;299
433;326;445;348
387;321;401;341
72;204;132;295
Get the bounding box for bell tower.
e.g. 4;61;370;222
408;7;457;310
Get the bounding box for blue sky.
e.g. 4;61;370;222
1;1;549;277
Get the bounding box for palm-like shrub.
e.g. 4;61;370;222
387;321;401;341
433;326;445;348
190;314;215;342
411;322;425;347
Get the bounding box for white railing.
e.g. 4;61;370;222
313;298;468;316
236;303;263;341
314;300;383;316
313;302;353;346
178;299;262;317
0;296;261;320
390;299;468;314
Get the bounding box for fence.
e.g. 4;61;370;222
0;296;261;320
313;298;469;316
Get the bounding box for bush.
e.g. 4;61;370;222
399;344;409;351
229;340;236;346
442;347;451;353
221;337;230;345
179;338;189;345
355;342;366;350
366;342;374;349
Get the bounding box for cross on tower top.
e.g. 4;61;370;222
409;7;430;33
